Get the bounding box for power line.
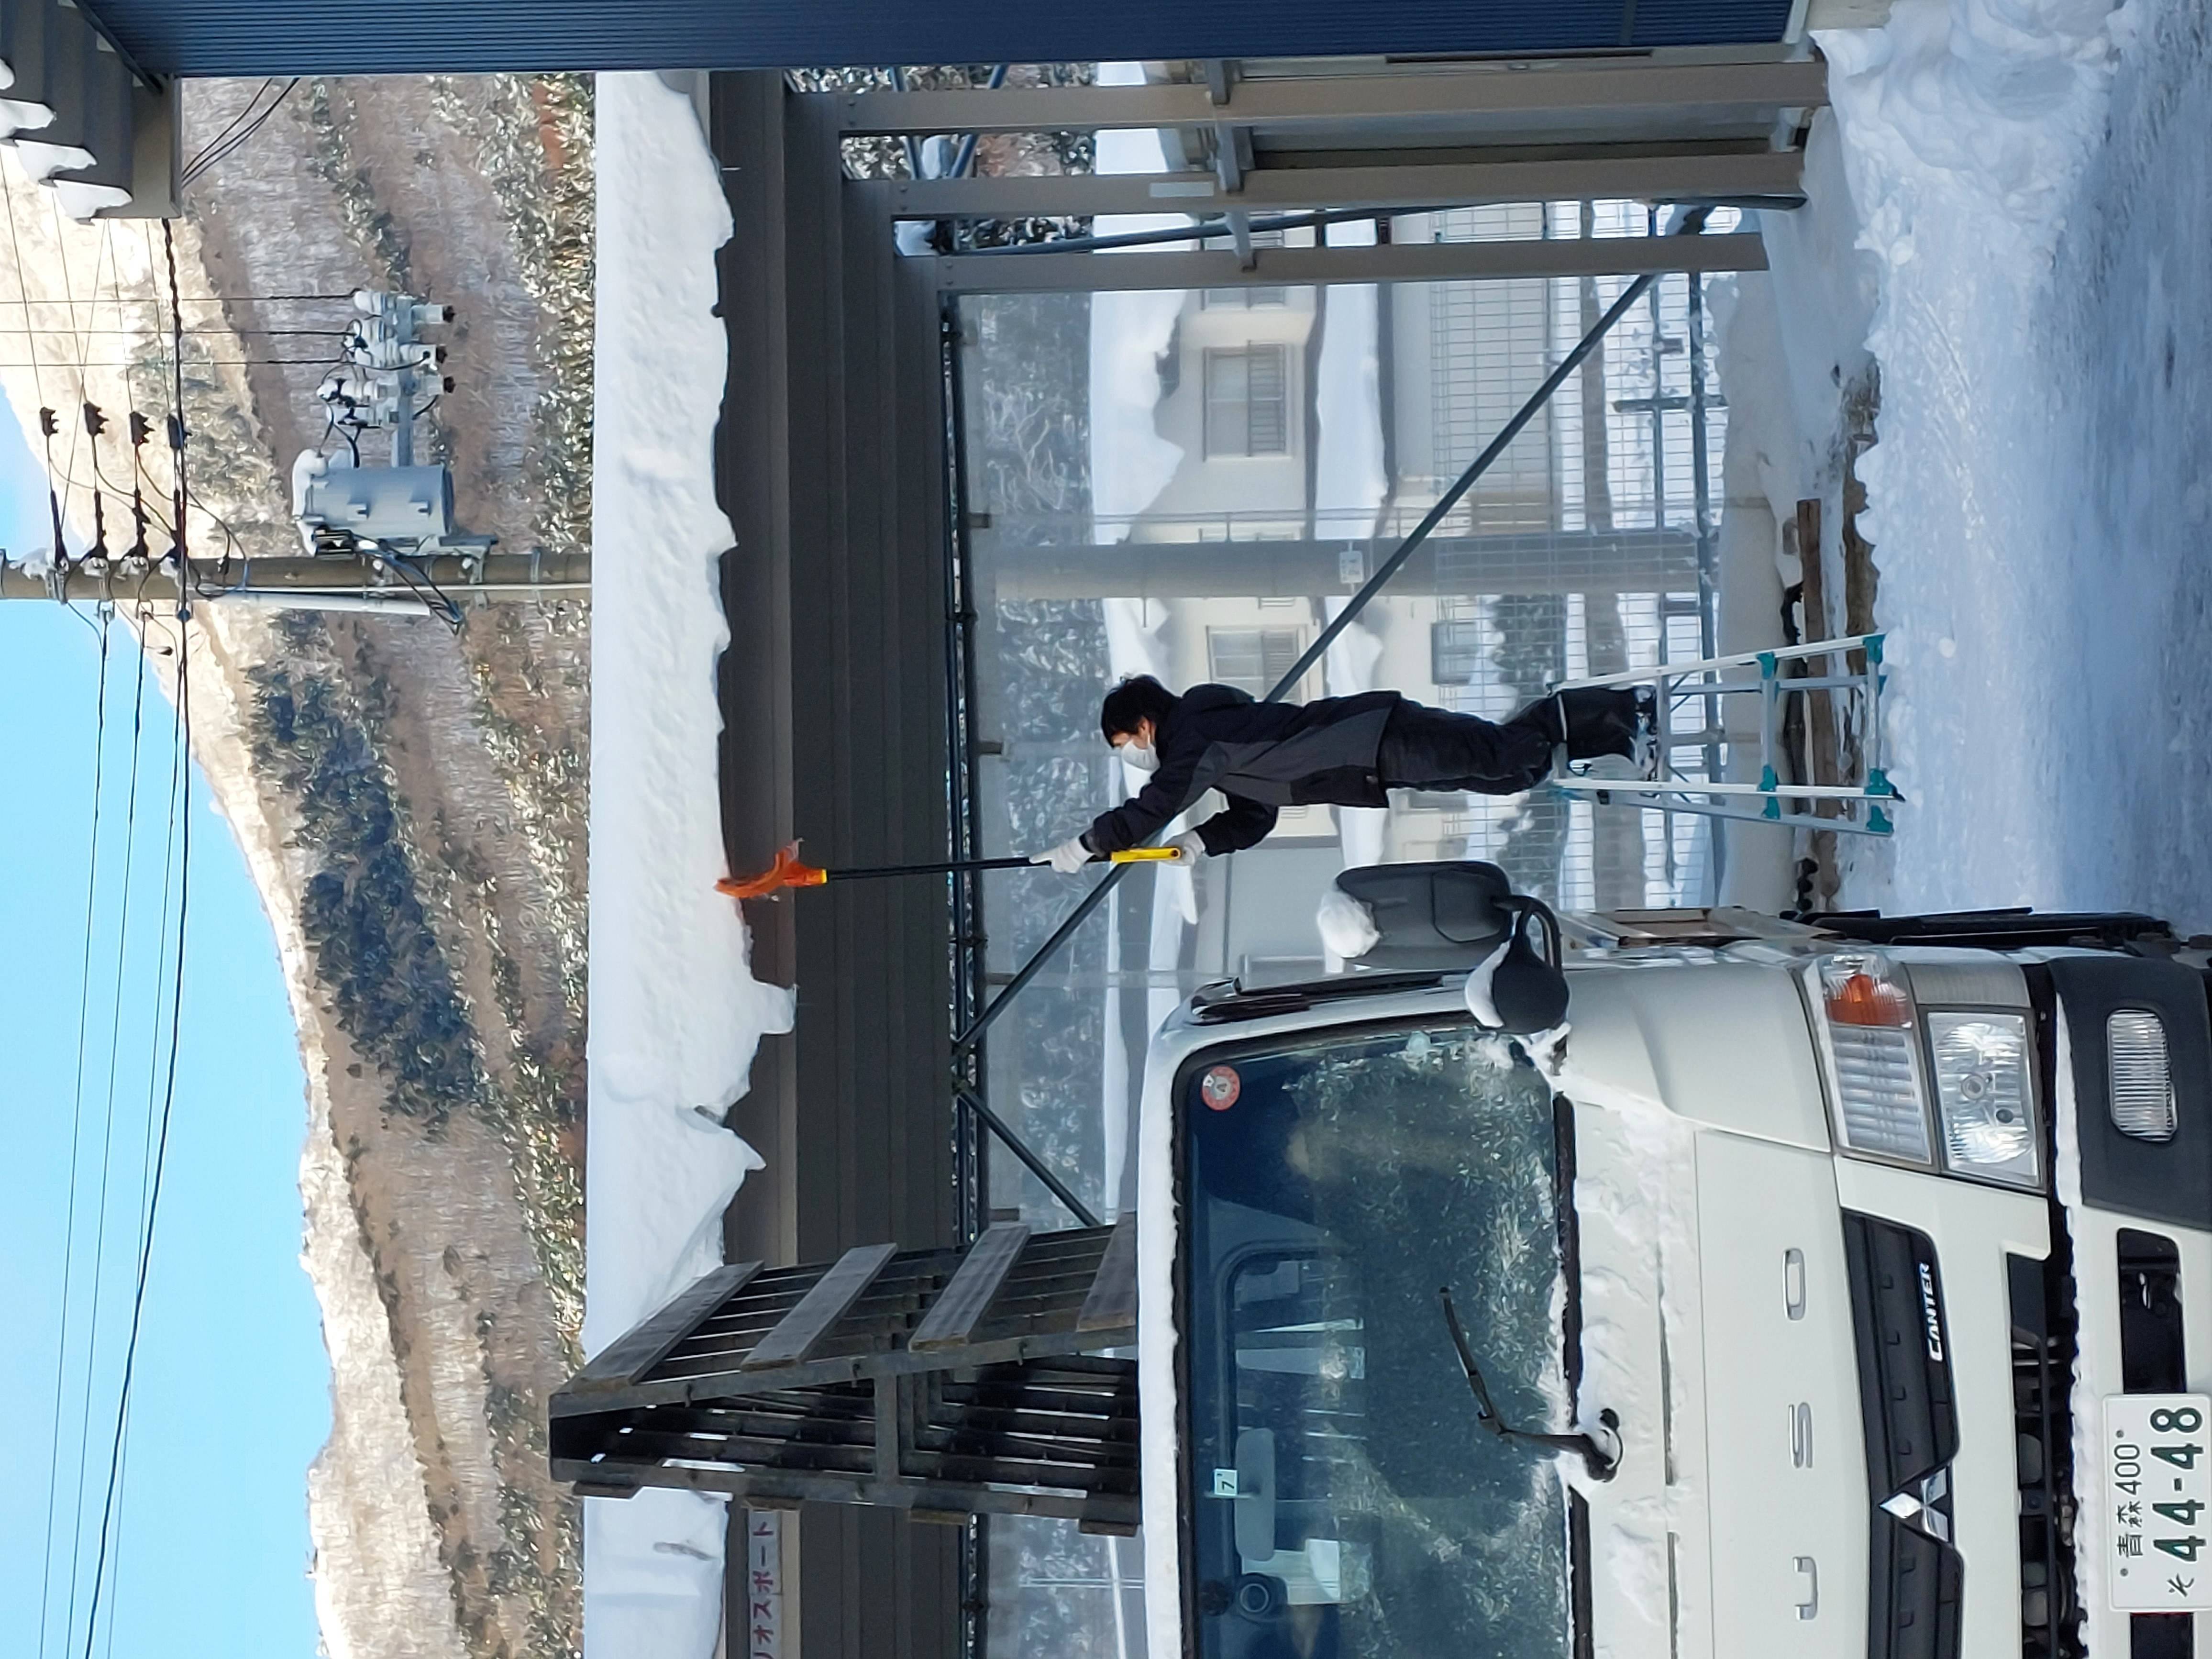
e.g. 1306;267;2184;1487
0;359;351;368
48;203;116;530
0;325;345;335
182;78;301;190
0;293;357;306
93;608;187;1659
79;576;193;1659
181;77;280;179
163;224;191;596
77;235;196;1652
61;617;146;1659
1;154;50;410
34;611;110;1659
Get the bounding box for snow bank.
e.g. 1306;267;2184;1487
1088;63;1189;537
1811;0;2128;910
1537;1048;1701;1649
1826;0;2212;927
585;71;796;1657
1311;221;1386;540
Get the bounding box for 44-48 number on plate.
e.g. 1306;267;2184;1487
2106;1394;2212;1610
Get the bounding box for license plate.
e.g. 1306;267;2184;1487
2105;1394;2212;1610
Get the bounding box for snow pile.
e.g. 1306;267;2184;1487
1088;63;1189;539
1832;0;2212;928
585;72;796;1657
1311;219;1387;538
1537;1049;1701;1647
1809;0;2131;910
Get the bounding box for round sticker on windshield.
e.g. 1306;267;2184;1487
1199;1065;1241;1111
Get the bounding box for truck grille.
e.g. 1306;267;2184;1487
1847;1214;1965;1659
2008;1251;2082;1659
1870;1511;1966;1659
1844;1215;1960;1491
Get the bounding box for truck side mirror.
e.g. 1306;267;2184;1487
1331;861;1571;1033
1485;899;1570;1035
1333;860;1513;970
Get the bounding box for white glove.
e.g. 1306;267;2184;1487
1165;830;1207;865
1031;837;1093;875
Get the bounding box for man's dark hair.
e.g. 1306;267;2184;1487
1099;674;1178;741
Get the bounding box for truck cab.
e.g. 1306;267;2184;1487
1137;880;2212;1659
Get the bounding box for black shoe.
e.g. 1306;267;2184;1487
1557;687;1644;762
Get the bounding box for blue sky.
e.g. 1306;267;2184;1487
0;396;328;1655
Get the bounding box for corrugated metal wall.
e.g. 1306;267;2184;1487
85;0;1794;76
710;70;963;1659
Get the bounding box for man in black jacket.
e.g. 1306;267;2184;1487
1031;674;1647;871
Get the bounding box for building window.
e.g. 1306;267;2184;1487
1204;345;1291;457
1203;285;1289;310
1431;619;1486;685
1208;626;1305;697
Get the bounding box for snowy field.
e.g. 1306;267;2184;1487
1818;0;2212;929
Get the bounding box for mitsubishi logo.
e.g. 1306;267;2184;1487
1880;1466;1954;1542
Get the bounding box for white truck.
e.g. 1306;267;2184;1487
553;863;2212;1659
1134;863;2212;1659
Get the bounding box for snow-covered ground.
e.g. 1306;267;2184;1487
584;72;795;1658
1804;0;2212;928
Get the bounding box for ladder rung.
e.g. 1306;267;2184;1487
741;1243;899;1370
909;1223;1032;1352
1076;1215;1139;1334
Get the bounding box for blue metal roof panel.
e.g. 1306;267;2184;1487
1633;0;1801;46
81;0;1795;76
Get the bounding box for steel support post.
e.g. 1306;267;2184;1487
955;1091;1101;1230
885;151;1804;220
831;59;1830;135
933;232;1767;294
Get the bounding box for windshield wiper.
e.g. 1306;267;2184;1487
1438;1285;1620;1483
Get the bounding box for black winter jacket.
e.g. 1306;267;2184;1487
1082;684;1403;856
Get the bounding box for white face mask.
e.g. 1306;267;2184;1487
1119;740;1160;774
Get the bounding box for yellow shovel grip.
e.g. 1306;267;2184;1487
1107;846;1181;863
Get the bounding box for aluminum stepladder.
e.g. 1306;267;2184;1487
1546;632;1898;835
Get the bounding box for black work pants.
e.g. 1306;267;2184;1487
1375;703;1553;796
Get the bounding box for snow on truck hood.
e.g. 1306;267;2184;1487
1135;958;1846;1659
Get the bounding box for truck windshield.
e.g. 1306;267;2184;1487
1180;1021;1573;1659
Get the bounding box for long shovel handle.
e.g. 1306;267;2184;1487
823;847;1180;881
719;842;1182;898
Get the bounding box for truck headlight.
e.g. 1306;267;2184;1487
1926;1012;2037;1185
2107;1008;2177;1142
1807;952;2044;1189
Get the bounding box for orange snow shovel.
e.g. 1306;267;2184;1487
718;841;1182;900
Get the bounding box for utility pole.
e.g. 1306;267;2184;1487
0;288;589;617
0;548;590;608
